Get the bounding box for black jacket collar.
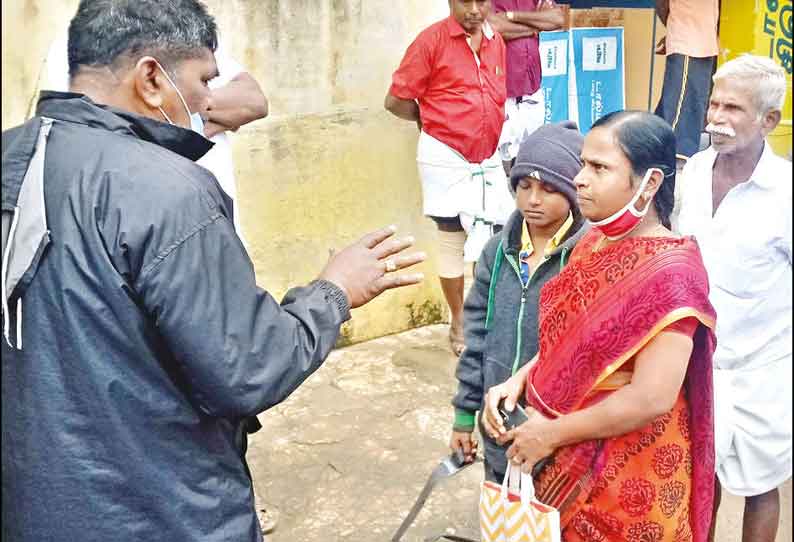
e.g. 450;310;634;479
34;91;213;162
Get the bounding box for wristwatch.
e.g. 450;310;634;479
506;11;515;21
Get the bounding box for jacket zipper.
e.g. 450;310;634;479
504;252;530;376
504;248;567;376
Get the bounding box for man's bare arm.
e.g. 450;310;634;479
384;93;420;122
384;93;422;132
507;6;566;31
204;72;268;137
656;0;670;26
488;13;538;41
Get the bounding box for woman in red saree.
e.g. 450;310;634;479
482;111;717;542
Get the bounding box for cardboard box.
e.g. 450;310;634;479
569;8;625;28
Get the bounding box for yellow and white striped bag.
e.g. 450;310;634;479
479;465;560;542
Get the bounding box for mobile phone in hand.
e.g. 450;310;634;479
497;400;551;476
498;399;528;430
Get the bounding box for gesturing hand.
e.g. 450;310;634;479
319;225;426;309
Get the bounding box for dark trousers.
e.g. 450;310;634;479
483;457;506;484
655;53;716;158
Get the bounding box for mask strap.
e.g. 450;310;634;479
627;168;661;217
158;107;174;125
590;167;661;227
153;60;192;125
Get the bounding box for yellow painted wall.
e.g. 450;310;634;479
203;1;452;344
2;1;669;345
719;0;793;158
1;1;79;128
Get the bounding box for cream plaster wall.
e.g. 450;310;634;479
2;1;666;344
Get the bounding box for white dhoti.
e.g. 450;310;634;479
714;356;793;496
497;90;546;162
416;131;514;262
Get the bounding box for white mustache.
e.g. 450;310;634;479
705;123;737;138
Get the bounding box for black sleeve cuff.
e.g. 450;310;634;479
311;279;351;322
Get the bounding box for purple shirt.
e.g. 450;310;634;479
492;0;543;98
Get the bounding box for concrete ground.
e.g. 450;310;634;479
248;324;792;542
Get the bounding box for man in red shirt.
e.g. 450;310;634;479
385;0;508;356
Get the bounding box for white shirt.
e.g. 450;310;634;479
677;143;793;371
37;34;246;236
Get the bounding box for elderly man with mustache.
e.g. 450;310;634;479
677;54;792;542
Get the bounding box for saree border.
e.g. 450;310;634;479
529;307;716;417
588;307;716;393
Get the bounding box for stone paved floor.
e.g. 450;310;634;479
248;324;792;542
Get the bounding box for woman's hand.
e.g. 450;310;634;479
502;410;559;474
482;372;527;439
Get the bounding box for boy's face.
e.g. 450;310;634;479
515;175;571;230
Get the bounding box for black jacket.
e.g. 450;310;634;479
1;93;350;542
452;208;588;479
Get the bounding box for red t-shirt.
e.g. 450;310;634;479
389;16;507;164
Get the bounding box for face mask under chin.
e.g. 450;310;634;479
591;168;660;241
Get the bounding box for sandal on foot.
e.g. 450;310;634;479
257;505;279;535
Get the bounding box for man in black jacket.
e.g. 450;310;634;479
1;1;424;541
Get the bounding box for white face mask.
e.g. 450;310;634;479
154;61;205;136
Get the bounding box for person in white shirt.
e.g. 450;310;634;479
32;30;277;534
676;54;792;542
30;32;267;241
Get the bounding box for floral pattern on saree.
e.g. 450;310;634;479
525;230;718;542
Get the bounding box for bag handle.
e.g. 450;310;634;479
499;464;536;506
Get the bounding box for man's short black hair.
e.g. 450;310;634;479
67;0;218;78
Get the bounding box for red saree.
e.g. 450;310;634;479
527;230;717;542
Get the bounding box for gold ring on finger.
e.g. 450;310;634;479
384;258;397;273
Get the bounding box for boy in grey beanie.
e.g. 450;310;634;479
450;121;589;481
509;120;583;219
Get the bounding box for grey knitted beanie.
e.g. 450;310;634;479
509;121;584;215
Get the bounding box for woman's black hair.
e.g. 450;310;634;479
591;110;677;229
